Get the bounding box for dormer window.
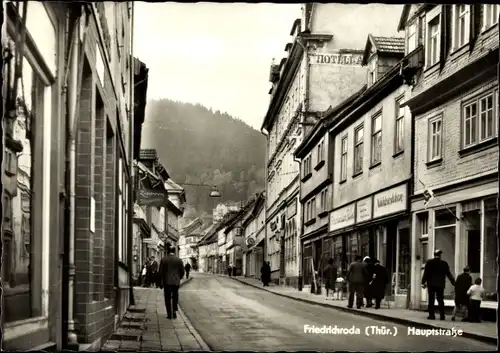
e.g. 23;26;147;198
452;4;470;50
368;59;377;85
407;23;417;53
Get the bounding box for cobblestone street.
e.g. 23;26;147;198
178;273;496;352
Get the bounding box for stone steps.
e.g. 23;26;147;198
109;328;143;341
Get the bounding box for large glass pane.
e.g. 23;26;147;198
483;199;498;302
435;208;456;227
434;226;456;299
463;210;481;278
26;2;56;74
397;227;411;294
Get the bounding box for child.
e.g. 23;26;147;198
452;266;472;321
334;276;346;300
466;278;484;322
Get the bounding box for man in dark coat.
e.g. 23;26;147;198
346;255;369;309
421;249;456;320
184;262;191;279
227;264;232;277
452;266;472;321
323;258;338;299
158;247;185;319
261;261;271;286
370;259;389;309
363;256;375;307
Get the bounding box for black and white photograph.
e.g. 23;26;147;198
1;1;498;352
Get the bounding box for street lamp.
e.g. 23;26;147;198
179;182;222;198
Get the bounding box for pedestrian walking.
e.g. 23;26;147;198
451;266;472;321
322;258;337;300
465;277;484;322
141;264;147;287
260;261;271;286
363;256;375;307
346;255;369;309
370;259;388;309
184;262;191;279
232;264;237;277
228;264;232;277
421;249;456;320
150;256;159;288
158;246;185;320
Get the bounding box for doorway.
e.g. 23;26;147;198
386;221;397;297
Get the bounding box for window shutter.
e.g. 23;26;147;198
440;5;451;71
469;4;482;53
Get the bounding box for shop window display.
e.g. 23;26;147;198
483;198;498;302
396;227;411;294
434;208;456;299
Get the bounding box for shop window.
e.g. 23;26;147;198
483;198;498;301
347;233;359;264
397;227;411;294
358;231;370;258
333;237;343;274
434;208;457;299
463;209;481;274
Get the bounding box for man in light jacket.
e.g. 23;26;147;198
346;255;369;309
158;246;185;319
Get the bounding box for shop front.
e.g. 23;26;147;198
328;182;411;307
411;181;498;311
301;225;329;290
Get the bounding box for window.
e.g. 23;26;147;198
407;23;417;53
453;5;470;50
428;116;442;161
353;125;364;174
483;198;498;301
303;155;312;177
427;15;441;67
311;197;316;219
368;59;376;85
317;140;324;163
483;5;500;30
371;113;382;165
434;208;457;299
340;135;348;181
463;93;496;148
395;98;405;154
319;189;328;212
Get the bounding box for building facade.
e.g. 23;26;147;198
242;192;266;278
398;4;499;310
132;203;150;283
262;3;405;288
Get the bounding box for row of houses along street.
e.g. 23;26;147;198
191;3;499;321
0;2;193;351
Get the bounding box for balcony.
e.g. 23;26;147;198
401;45;424;85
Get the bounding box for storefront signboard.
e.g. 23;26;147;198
287;199;297;219
356;197;373;223
373;184;407;219
329;203;355;232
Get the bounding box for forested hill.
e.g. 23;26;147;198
141;98;266;220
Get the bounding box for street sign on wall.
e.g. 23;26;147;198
137;188;166;207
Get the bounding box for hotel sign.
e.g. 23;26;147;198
373;184;407;219
329;203;355;232
312;52;363;66
356;197;373;224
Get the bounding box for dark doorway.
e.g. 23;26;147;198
385;221;398;296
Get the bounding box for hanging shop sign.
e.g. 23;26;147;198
329;203;355;232
137;188;166;207
356;196;373;224
373;183;407;219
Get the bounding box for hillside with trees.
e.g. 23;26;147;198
141;99;266;221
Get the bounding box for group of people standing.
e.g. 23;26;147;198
141;256;160;287
322;255;389;309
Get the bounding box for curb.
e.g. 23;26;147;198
228;276;497;346
178;276;212;351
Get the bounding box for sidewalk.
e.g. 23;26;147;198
102;277;210;351
225;274;497;345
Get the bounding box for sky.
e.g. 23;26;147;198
134;2;301;130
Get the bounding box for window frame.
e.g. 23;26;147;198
340;135;348;181
428;115;443;162
483;4;500;31
452;4;470;51
407;22;417;54
395;97;405;154
353;124;364;175
426;10;441;68
461;92;497;149
371;113;382;165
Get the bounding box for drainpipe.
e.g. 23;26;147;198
293;156;303;290
260;128;269;262
64;5;89;348
128;0;136;306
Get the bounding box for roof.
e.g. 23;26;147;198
362;34;404;66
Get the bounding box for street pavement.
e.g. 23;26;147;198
179;273;496;352
102;278;209;352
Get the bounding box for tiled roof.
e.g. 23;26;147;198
139;149;157;160
372;36;405;54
